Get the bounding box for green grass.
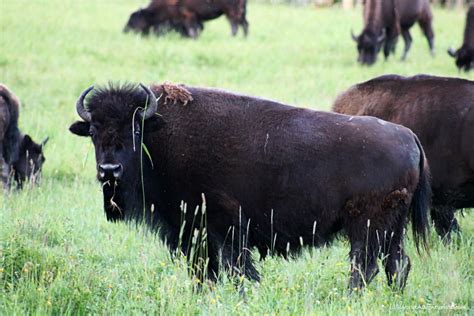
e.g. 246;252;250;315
1;0;473;314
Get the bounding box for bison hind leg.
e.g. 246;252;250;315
348;240;380;292
345;188;413;291
378;190;413;291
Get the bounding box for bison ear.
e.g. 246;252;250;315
21;134;34;150
69;121;90;137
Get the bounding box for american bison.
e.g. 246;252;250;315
69;82;430;290
0;84;48;189
124;0;248;38
333;74;474;241
352;0;434;65
448;4;474;71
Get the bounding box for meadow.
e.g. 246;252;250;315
1;0;473;314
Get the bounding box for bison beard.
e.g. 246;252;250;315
69;82;430;290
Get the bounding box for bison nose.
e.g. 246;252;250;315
98;163;123;180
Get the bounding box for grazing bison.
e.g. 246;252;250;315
0;84;48;189
124;0;248;38
448;4;474;71
333;74;474;241
352;0;434;65
69;82;430;290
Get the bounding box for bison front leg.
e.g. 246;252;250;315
0;155;10;190
229;21;239;37
383;28;399;60
181;11;200;39
0;143;10;190
400;28;412;61
241;18;249;37
205;229;260;283
431;205;459;243
418;8;435;56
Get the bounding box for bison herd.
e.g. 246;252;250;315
1;1;473;294
123;0;473;70
4;74;471;291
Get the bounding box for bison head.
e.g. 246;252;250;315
352;29;385;65
12;134;48;188
448;47;474;72
69;84;163;221
124;9;154;35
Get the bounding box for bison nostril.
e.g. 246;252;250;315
98;164;123;180
113;164;123;178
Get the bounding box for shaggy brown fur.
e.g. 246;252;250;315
70;82;430;291
333;74;474;241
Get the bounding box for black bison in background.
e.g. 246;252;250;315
69;82;430;291
0;84;48;189
333;75;474;242
352;0;434;65
448;4;474;71
124;0;248;38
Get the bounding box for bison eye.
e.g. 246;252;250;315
89;127;96;137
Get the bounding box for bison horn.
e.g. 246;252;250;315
76;86;94;122
41;136;49;148
377;30;386;44
447;47;457;58
139;83;158;120
351;29;358;42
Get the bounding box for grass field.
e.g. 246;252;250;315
1;0;473;314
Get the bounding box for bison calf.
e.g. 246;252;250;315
333;74;474;242
448;4;474;71
70;82;429;291
0;84;48;189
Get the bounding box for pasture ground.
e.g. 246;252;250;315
1;0;473;314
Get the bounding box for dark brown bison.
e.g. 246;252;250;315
352;0;434;65
448;4;474;71
0;84;48;189
333;74;474;241
69;82;430;290
124;0;248;38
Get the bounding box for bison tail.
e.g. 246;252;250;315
410;134;431;254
